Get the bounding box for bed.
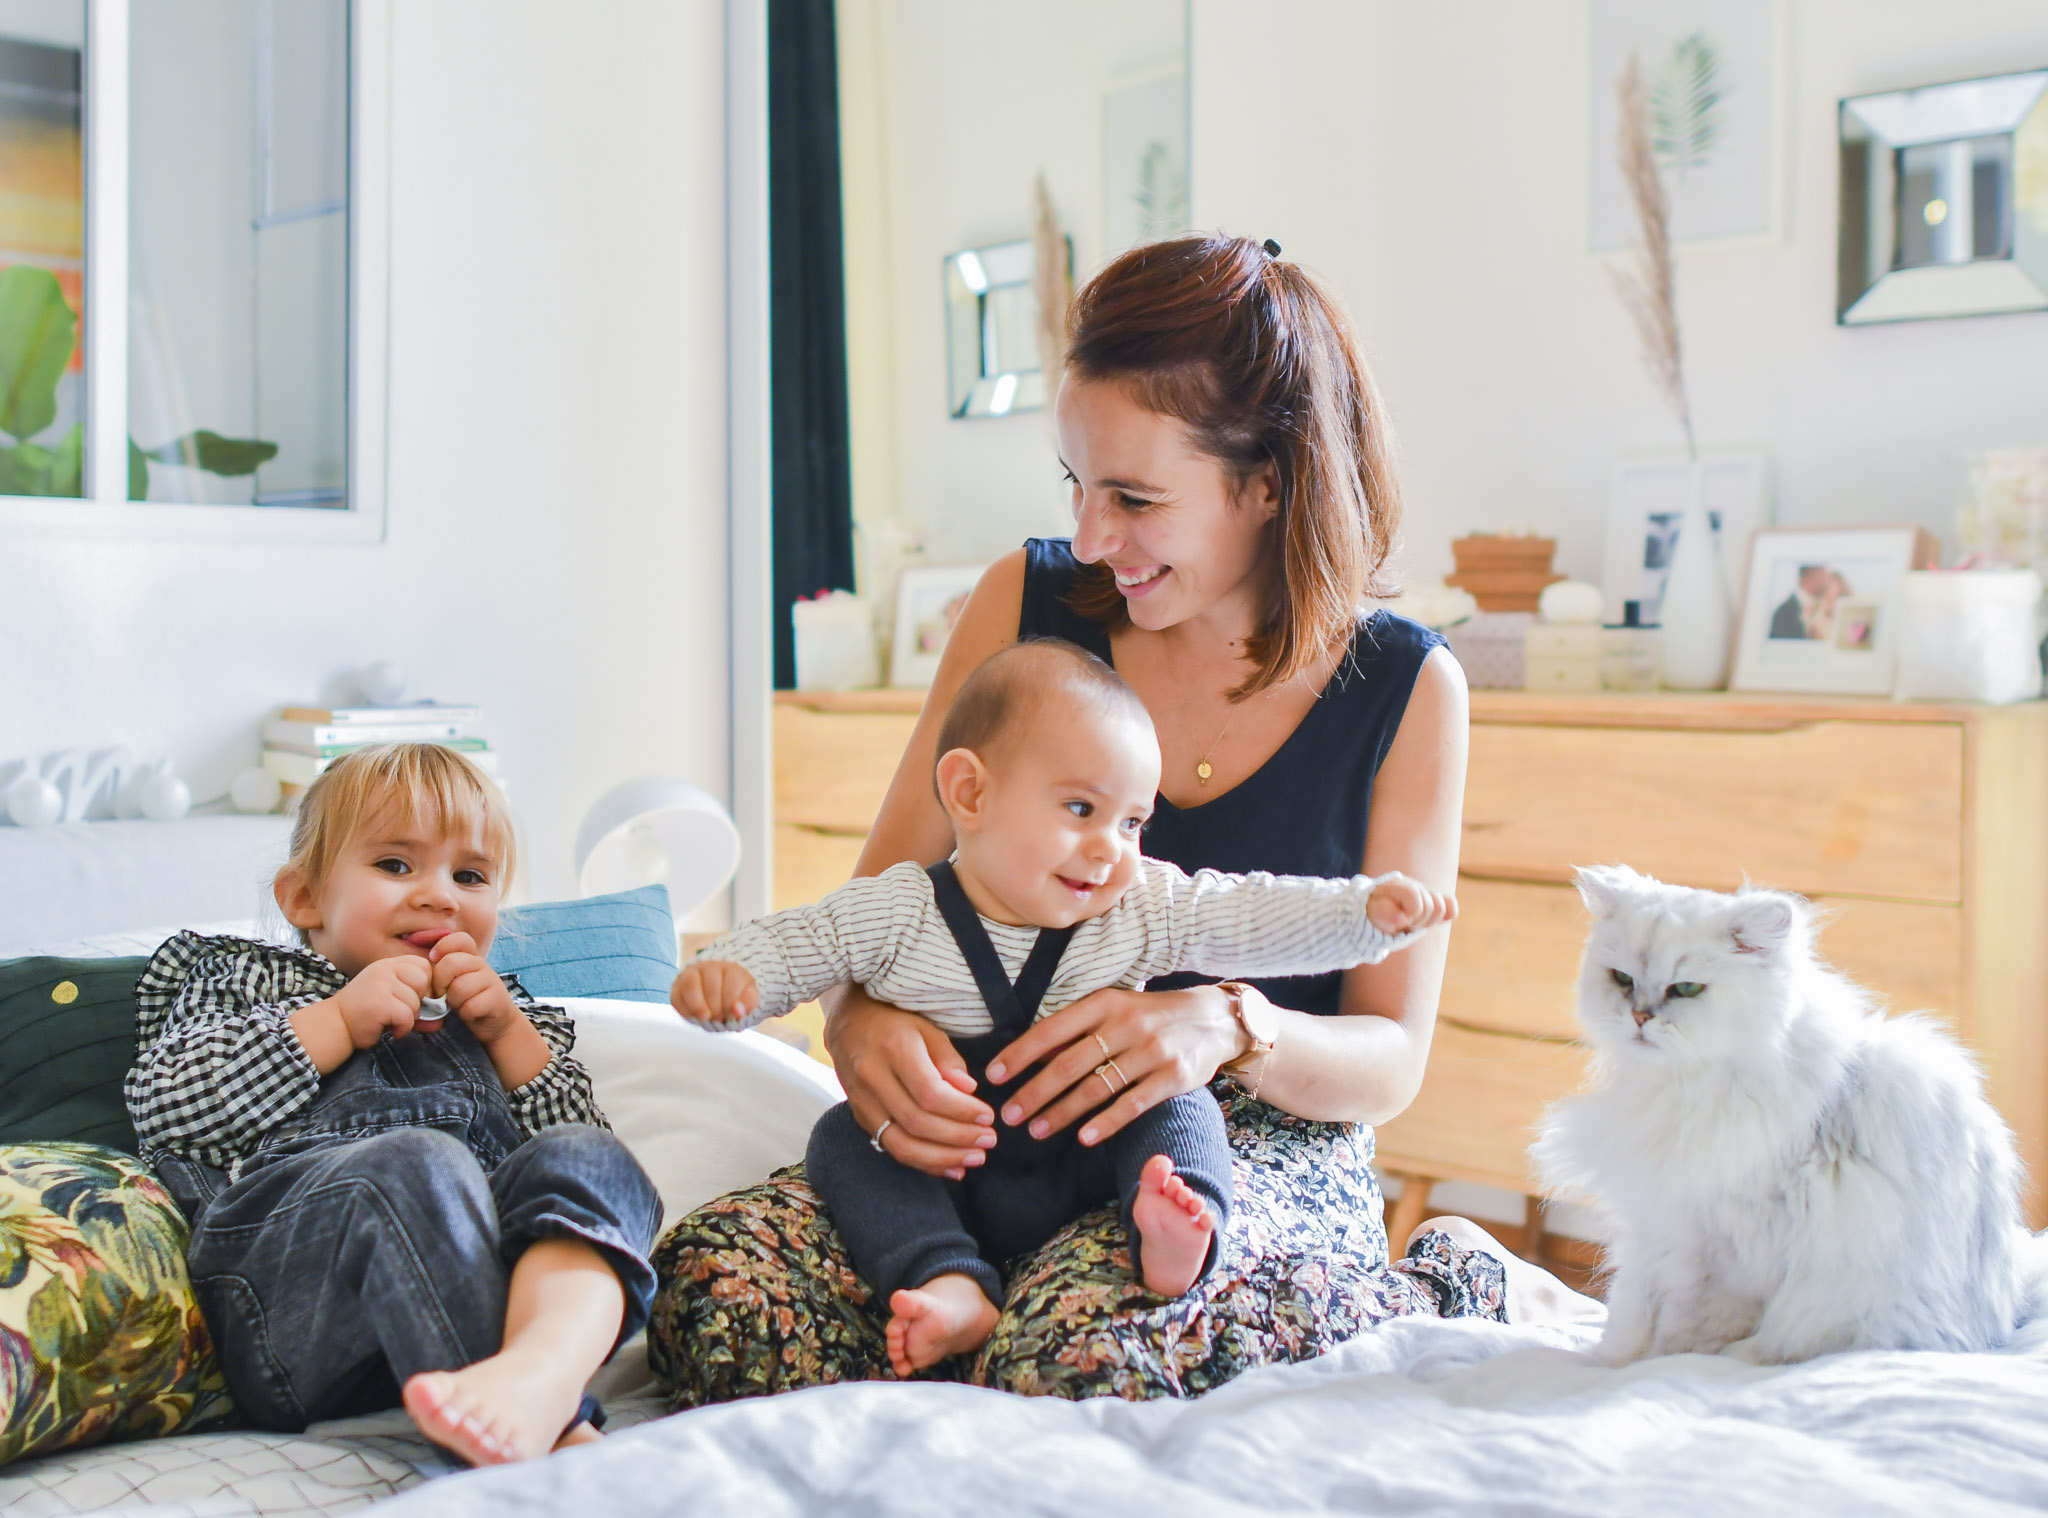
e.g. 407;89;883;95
4;821;2047;1517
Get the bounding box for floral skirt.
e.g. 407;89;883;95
647;1082;1506;1406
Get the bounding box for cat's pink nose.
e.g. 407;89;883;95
1632;1009;1652;1029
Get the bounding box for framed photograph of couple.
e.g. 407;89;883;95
1730;526;1940;695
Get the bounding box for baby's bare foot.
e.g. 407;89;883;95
401;1353;585;1466
1131;1153;1215;1297
886;1274;998;1377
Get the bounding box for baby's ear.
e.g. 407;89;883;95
1574;864;1645;919
932;747;988;832
1727;892;1799;957
273;868;321;931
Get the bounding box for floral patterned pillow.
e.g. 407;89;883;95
0;1143;233;1467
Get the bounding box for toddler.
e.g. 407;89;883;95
673;639;1454;1374
126;744;660;1465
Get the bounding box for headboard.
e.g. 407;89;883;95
0;815;294;958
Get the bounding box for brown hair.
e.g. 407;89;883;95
1064;234;1401;698
933;638;1154;796
277;743;516;939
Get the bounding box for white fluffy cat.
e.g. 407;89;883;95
1533;864;2046;1366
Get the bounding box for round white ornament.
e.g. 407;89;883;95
230;766;283;814
1538;579;1605;625
4;773;62;827
360;660;406;705
140;771;192;822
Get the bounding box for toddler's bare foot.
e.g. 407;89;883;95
401;1352;586;1466
886;1273;998;1377
1131;1153;1215;1297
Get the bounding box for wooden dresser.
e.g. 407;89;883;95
1378;691;2048;1235
773;688;2048;1230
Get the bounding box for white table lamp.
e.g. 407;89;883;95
574;778;742;923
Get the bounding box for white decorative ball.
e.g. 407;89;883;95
4;773;62;827
230;766;283;815
140;771;192;822
1539;579;1606;625
360;660;406;705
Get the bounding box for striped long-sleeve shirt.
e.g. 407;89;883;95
696;859;1420;1037
124;931;606;1180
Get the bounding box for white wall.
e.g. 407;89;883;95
0;0;732;906
839;0;1186;569
1192;0;2048;590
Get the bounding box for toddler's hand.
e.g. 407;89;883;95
334;956;432;1049
671;960;760;1024
429;932;524;1046
1366;873;1458;935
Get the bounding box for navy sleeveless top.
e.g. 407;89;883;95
1018;538;1446;1018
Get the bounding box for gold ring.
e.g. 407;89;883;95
869;1118;893;1153
1104;1057;1128;1090
1094;1063;1118;1096
1093;1032;1113;1060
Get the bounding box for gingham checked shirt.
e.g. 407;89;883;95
125;931;606;1181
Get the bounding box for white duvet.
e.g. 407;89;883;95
373;1312;2048;1518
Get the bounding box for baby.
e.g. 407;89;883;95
125;743;660;1466
673;639;1454;1374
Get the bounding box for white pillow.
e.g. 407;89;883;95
556;996;843;1230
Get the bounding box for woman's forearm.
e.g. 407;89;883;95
1243;1002;1430;1126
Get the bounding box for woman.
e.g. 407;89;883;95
650;235;1576;1404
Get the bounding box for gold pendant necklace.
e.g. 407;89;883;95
1169;647;1242;787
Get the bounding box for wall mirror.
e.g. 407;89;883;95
1838;67;2048;324
943;235;1071;419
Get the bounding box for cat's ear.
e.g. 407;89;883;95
1575;864;1645;919
1727;893;1798;957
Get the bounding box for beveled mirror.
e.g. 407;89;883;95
1838;67;2048;324
943;235;1071;419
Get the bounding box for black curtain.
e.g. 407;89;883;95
768;0;856;689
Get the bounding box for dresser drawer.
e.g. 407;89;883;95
1373;1024;1589;1194
1444;879;1965;1040
771;824;868;912
774;705;920;833
1462;720;1963;902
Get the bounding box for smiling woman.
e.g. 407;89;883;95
648;234;1581;1409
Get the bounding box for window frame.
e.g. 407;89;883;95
0;0;391;545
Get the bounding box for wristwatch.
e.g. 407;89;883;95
1218;981;1278;1092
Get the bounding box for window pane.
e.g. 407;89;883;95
0;1;84;499
129;0;347;506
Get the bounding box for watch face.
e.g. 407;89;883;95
1243;995;1279;1045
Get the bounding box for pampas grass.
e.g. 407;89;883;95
1611;53;1696;460
1033;173;1071;388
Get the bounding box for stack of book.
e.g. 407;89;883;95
261;702;496;793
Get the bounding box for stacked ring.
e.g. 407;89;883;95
1092;1059;1128;1095
869;1118;893;1153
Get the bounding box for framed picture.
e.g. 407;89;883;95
1603;448;1771;625
1730;526;1940;695
890;564;988;689
1587;0;1787;251
1103;70;1188;255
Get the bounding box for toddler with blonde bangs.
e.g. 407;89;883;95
125;743;659;1467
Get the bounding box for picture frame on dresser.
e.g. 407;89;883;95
1603;447;1772;624
1730;525;1940;694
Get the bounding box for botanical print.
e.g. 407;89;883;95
649;1083;1505;1406
0;1143;233;1467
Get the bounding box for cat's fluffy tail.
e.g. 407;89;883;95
2022;1229;2048;1325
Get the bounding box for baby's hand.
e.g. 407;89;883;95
1366;873;1458;936
428;931;524;1046
334;956;433;1049
671;960;760;1024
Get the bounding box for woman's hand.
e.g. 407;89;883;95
984;983;1248;1147
825;985;999;1179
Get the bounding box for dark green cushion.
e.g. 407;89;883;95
0;957;146;1154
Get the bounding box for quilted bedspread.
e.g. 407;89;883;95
11;1311;2048;1517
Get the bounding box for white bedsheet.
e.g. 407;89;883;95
373;1314;2048;1518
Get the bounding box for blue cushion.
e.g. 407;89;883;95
489;885;677;1003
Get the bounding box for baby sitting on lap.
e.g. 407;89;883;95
672;638;1453;1374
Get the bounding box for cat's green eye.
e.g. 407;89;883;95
1669;982;1707;999
1609;969;1634;992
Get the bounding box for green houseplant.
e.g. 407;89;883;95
0;264;277;500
